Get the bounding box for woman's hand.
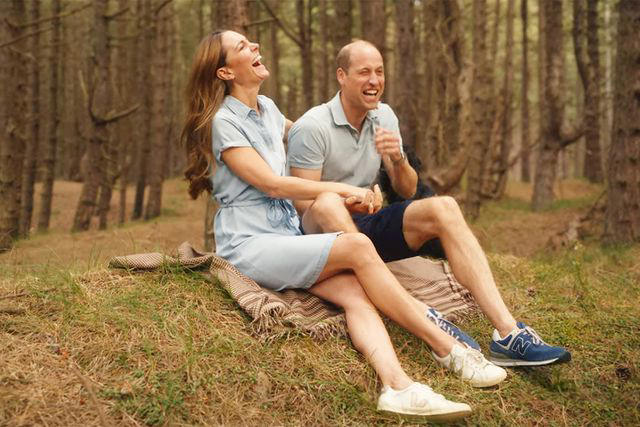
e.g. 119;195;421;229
344;184;383;214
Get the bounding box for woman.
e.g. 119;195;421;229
181;30;506;420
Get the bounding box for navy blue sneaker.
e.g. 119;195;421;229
426;308;480;351
489;322;571;366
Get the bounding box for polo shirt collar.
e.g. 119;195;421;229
328;92;380;129
223;95;263;119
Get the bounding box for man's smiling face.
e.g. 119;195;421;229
337;42;385;114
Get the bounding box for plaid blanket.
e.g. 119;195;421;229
109;242;478;339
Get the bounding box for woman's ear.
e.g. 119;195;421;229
217;66;233;81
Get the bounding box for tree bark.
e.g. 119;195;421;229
145;3;173;220
317;0;330;102
332;0;352;58
37;0;62;231
297;0;313;111
604;1;640;242
584;0;602;183
465;0;493;218
484;0;515;199
360;0;385;58
532;0;583;211
72;0;112;231
520;0;531;182
0;0;28;251
132;0;153;220
416;0;470;194
20;0;41;237
393;0;417;152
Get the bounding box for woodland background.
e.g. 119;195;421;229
1;1;640;425
1;0;639;252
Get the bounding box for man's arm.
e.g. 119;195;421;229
375;128;418;199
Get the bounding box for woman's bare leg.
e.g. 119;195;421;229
309;272;412;389
317;233;458;357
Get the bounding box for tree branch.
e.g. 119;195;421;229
0;26;53;49
257;0;303;47
105;6;130;20
94;104;141;126
154;0;174;16
19;2;91;29
246;17;277;28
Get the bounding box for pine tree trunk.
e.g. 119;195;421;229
270;0;282;105
317;0;329;103
20;0;41;237
332;0;352;59
117;0;134;224
520;0;531;182
465;0;492;218
486;0;515;198
72;0;111;231
360;0;385;58
132;0;153;220
532;0;582;211
145;3;172;220
604;1;640;242
37;0;62;231
0;0;28;251
583;0;602;183
297;0;313;111
393;0;417;151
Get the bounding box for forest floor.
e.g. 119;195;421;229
1;178;638;425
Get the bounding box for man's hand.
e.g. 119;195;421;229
345;184;383;214
374;127;403;163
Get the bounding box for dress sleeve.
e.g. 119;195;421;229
212;115;251;162
286;117;327;170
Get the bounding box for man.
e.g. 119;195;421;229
287;40;570;368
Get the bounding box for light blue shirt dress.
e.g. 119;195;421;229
211;95;340;291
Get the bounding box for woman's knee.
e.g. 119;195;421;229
338;232;379;267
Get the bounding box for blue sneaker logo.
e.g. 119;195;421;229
512;337;531;356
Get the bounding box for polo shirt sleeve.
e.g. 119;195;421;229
287;117;327;170
212;115;251;162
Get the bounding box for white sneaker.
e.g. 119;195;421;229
377;382;472;420
433;344;508;388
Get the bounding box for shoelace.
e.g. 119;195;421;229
453;348;488;379
522;325;544;346
430;314;462;341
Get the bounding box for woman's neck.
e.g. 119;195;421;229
230;84;261;111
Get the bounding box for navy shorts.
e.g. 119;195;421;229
351;200;446;263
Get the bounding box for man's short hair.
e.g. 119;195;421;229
336;40;380;72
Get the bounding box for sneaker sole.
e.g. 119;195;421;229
489;352;572;367
469;371;508;387
378;406;472;422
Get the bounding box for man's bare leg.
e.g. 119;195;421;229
402;196;517;337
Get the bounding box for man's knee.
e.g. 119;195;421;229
308;192;345;218
410;196;465;233
305;192;357;233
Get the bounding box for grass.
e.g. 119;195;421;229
1;178;639;425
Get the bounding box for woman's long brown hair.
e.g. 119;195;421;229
181;30;229;199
